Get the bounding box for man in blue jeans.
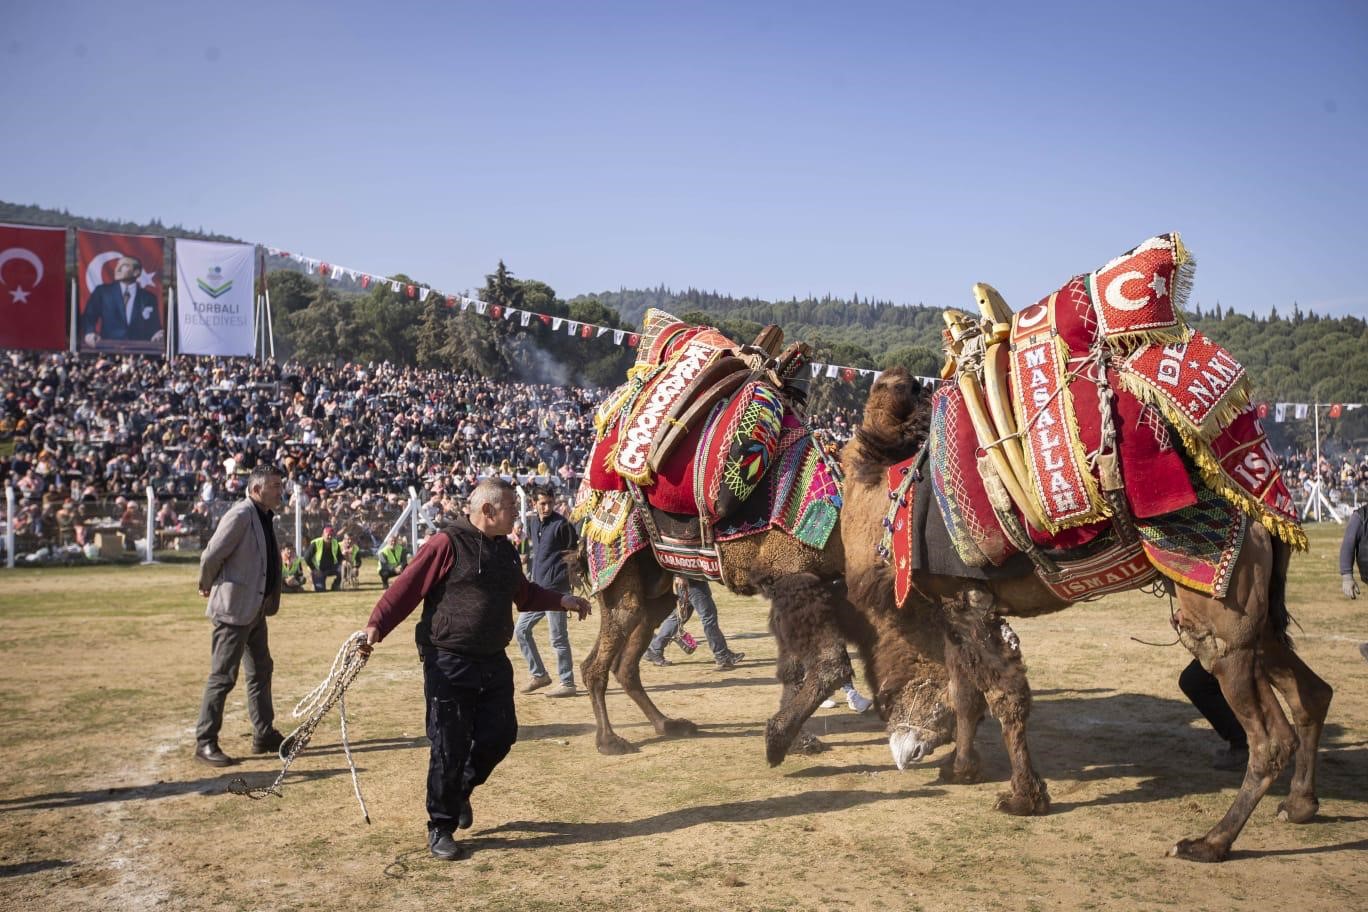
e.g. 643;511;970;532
514;486;580;697
645;577;745;670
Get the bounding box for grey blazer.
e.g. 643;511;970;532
199;498;280;625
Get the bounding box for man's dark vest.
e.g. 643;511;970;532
416;520;524;657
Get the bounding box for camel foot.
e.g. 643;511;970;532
994;789;1050;816
595;733;638;756
1276;795;1319;824
765;718;794;767
659;717;698;737
1167;837;1229;863
937;752;982;785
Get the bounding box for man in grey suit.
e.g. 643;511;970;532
194;465;288;766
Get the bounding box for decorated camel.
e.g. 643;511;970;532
811;234;1331;862
572;312;864;756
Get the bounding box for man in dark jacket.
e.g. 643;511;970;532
1339;503;1368;664
361;479;591;860
513;486;581;696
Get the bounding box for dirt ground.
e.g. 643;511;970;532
0;523;1365;912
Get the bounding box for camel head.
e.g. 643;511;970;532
878;654;954;770
848;367;931;484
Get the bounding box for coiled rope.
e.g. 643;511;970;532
229;630;372;823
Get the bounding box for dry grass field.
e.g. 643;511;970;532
1;523;1365;912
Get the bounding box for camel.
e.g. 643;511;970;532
820;367;1333;862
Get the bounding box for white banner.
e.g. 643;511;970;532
174;240;256;356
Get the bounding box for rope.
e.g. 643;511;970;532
228;630;372;823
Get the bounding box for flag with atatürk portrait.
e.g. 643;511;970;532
76;229;167;355
0;223;68;351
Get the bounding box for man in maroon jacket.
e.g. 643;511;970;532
361;478;592;860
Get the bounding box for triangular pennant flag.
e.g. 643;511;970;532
552;317;563;331
596;326;611;337
459;297;470;311
418;288;431;302
567;321;579;335
811;362;823;378
613;329;625;345
475;301;487;315
520;311;532;326
1274;403;1287;423
504;307;518;321
1294;403;1309;420
390;281;401;293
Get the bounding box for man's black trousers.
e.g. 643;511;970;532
422;648;518;833
1179;658;1247;748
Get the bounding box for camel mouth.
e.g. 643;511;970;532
889;725;932;770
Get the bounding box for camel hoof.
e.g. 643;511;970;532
661;718;698;737
1167;838;1228;863
764;719;793;767
937;754;982;785
994;791;1050;816
596;734;638;756
1276;796;1319;824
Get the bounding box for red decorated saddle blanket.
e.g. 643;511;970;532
925;232;1304;600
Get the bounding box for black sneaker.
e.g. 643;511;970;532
644;649;672;667
251;729;285;754
1212;743;1248;772
429;828;460;861
457;797;473;830
715;651;745;670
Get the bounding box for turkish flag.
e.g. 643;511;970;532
445;295;456;308
490;305;503;319
405;284;417;300
0;223;68;351
580;324;594;339
539;314;551;326
76;229;166;355
627;333;640;348
1329;403;1343;419
1256;402;1270;420
361;275;372;289
840;367;857;383
319;262;331;277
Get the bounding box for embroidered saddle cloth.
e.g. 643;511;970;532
924;233;1304;599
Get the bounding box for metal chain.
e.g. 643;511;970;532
229;630;372;823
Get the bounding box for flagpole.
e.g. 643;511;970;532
69;277;77;352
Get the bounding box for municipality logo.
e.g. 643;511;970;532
196;265;234;298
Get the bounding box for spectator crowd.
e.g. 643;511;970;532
0;352;862;560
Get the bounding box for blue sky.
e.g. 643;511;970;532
3;1;1365;318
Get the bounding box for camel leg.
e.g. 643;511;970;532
1168;644;1296;862
582;598;644;756
612;595;698;738
938;637;987;785
942;589;1049;815
1167;538;1300;862
581;555;673;755
764;575;852;766
1262;636;1332;823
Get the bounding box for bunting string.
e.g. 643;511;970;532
258;244;932;385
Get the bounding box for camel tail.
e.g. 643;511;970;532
1268;534;1295;650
